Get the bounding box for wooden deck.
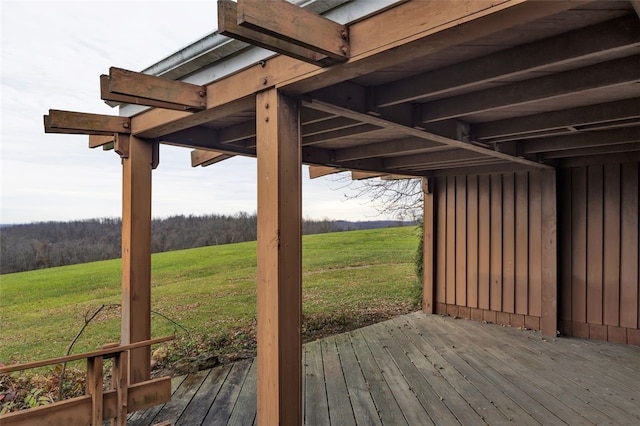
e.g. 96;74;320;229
129;312;640;425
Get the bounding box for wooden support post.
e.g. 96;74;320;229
422;177;435;314
121;136;153;384
256;88;302;425
540;169;558;337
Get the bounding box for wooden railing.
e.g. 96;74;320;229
0;336;174;426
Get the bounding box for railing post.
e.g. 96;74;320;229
86;355;104;425
111;351;129;426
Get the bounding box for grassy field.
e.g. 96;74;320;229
0;226;420;366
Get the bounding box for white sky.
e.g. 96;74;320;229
0;0;390;225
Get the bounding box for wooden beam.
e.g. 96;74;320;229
351;171;384;180
237;0;349;63
89;135;115;149
429;162;536;177
308;165;344;179
132;1;586;139
161;126;256;156
632;0;640;19
100;75;199;112
302;146;386;171
45;109;130;135
422;177;435;313
121;136;153;384
474;98;640;141
302;123;381;146
302;99;552;169
419;55;640;122
191;149;234;167
105;67;206;111
375;14;640;107
559;151;640;167
218;0;328;66
539;141;640;160
385;149;488;169
135;95;255;139
381;174;419;180
334;137;445;162
256;89;302;424
302;116;361;137
521;127;640;154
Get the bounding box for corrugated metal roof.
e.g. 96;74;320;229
119;0;403;116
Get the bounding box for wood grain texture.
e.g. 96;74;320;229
528;171;542;318
466;175;479;309
586;165;604;325
446;177;456;305
478;175;491;310
490;174;503;311
603;164;621;326
422;178;435;313
256;89;302;425
515;172;529;315
436;178;447;306
540;170;557;337
620;162;639;329
121;136;153;384
125;312;640;426
455;175;467;307
502;173;515;314
571;168;588;324
559;169;572;324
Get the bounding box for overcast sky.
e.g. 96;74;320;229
0;0;394;225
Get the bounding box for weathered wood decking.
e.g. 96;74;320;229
130;312;640;425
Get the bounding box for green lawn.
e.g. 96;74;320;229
0;226;420;365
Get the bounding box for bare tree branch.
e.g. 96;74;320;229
331;173;423;221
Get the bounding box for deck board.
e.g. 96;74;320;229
321;337;356;425
130;312;640;425
175;364;231;425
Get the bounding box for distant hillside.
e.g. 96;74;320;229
334;220;418;230
0;214;416;274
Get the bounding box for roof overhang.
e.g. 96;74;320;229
51;0;640;175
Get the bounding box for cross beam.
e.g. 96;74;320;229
219;0;349;67
101;67;207;111
44;110;130;135
191;150;235;167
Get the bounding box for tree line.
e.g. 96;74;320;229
0;213;345;274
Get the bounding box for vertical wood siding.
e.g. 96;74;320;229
434;171;545;329
559;163;640;344
431;164;638;344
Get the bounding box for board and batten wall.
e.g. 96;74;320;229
422;162;639;345
559;163;639;345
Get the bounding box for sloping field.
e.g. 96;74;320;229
0;226;419;364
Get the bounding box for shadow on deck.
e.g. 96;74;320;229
129;312;640;425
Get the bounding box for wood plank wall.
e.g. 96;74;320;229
434;172;544;331
559;163;639;345
430;164;639;345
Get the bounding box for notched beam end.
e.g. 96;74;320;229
190;149;234;167
44;109;130;136
102;67;207;111
220;0;345;67
89;135;115;149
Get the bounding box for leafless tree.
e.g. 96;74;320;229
334;174;423;221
